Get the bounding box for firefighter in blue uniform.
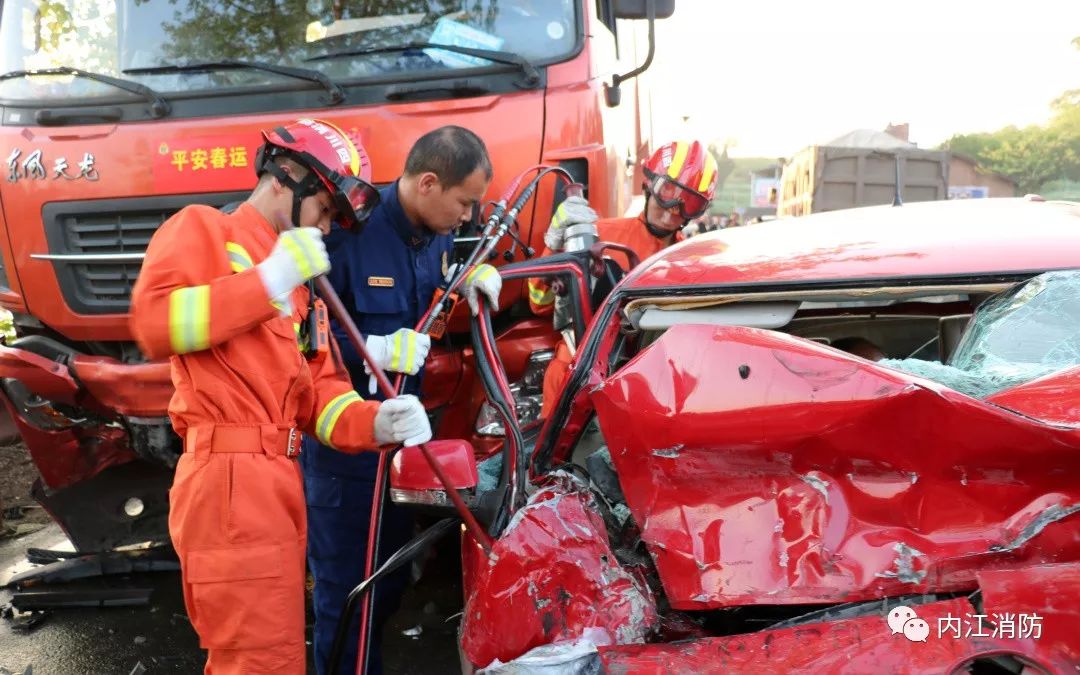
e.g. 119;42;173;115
300;126;497;675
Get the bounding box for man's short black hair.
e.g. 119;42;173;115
404;125;493;187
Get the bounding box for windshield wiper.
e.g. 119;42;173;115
0;67;170;118
305;43;540;88
124;60;346;105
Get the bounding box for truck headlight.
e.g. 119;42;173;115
475;349;554;436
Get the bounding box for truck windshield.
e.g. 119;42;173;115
0;0;577;102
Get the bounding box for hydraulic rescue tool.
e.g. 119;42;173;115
334;164;576;674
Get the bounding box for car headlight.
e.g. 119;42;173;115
475;349;554;436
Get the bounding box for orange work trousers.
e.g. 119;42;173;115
541;342;573;419
169;423;308;674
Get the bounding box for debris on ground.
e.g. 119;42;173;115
10;587;153;610
0;442;50;541
402;625;423;638
1;602;49;632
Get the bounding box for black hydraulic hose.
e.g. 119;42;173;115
469;300;528;526
479;307;529;510
475;166;574;265
415;165;574;338
326;518;459;675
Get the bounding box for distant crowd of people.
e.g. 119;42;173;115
683;211;742;237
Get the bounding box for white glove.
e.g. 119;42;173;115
544;196;598;252
256;227;329;300
270;295;293;318
374;394;432;447
363;328;432;393
462;264;502;316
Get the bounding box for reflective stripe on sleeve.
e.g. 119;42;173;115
225;242;254;273
168;285;211;354
316;391;363;446
528;280;555;306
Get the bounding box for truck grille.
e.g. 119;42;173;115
42;192;248;314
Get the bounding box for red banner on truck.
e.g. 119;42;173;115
153;136;259;192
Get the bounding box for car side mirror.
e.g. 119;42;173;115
390;439;478;514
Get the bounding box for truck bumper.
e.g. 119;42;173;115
0;341;175;550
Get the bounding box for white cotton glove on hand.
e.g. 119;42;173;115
270;295;293;318
544;196;598;252
362;328;432;393
257;226;330;298
374;394;432;447
462;264;502;316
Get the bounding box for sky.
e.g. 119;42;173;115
646;0;1080;157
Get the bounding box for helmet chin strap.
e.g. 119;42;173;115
291;195;303;231
643;194;687;240
263;158;321;229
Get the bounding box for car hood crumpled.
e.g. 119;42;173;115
590;324;1080;609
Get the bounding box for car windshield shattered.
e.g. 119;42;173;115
868;270;1080;399
0;0;577;101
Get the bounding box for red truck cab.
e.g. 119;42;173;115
0;0;674;551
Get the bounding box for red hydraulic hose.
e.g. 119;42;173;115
274;215;492;550
310;272;493;675
310;273;493;549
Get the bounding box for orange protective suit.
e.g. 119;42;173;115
528;215;681;417
131;202;381;674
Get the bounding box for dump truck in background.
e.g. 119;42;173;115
777;145;949;217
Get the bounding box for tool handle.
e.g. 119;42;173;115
275;215;494;554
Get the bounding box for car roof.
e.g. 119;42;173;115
625;198;1080;290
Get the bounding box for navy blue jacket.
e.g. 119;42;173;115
304;181;453;477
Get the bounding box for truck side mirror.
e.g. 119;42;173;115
605;0;675;107
613;0;675;19
390;440;478;514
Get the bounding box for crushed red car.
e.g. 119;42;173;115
390;197;1080;673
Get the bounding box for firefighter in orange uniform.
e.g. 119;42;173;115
130;118;432;674
529;140;719;416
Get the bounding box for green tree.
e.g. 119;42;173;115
938;36;1080;193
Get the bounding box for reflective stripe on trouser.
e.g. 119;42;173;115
169;425;308;674
300;445;414;675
